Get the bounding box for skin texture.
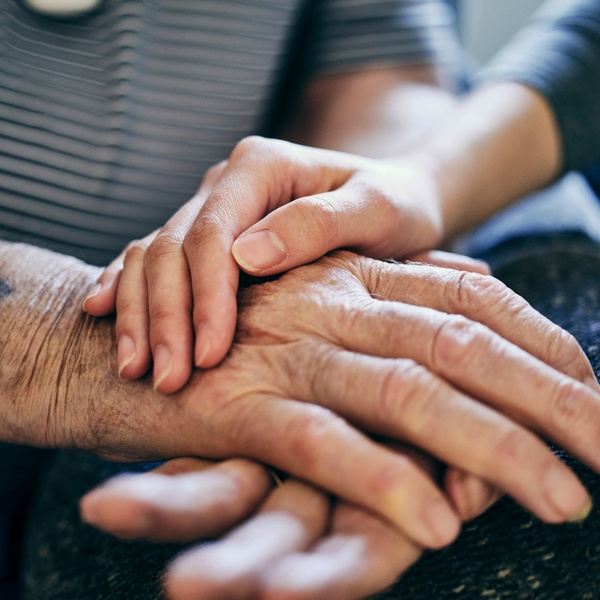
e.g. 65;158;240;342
3;243;600;538
81;451;502;600
4;240;600;597
83;83;561;400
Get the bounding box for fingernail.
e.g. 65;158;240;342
545;465;591;521
194;324;211;367
83;283;102;311
570;498;593;522
232;229;288;273
118;334;136;376
153;345;172;391
425;498;461;546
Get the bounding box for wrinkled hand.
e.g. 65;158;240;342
65;250;600;546
81;454;498;600
83;137;450;390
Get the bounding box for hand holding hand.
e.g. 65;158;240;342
83;137;448;391
75;252;600;544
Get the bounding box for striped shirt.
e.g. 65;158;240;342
0;0;460;265
475;0;600;177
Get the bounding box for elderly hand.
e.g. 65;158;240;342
81;453;496;600
4;244;599;550
83;137;451;391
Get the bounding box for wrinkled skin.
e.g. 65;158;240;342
3;245;599;560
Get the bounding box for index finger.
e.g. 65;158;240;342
182;137;356;368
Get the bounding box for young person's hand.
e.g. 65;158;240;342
83;138;449;392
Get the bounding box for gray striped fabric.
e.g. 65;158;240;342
0;0;460;265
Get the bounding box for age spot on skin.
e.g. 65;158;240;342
0;278;13;299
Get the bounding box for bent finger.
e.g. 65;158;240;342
289;348;590;524
165;479;330;600
367;259;595;385
144;230;195;393
184;139;357;368
445;468;502;521
79;458;272;541
224;396;460;550
339;289;600;481
83;229;158;316
260;502;421;600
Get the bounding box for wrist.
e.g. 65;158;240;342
407;82;563;241
0;242;103;447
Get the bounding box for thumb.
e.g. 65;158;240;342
231;182;402;275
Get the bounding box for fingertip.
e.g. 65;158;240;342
445;469;498;521
194;322;234;369
424;498;462;548
118;334;151;380
82;283;102;312
84;284;119;316
164;569;206;600
382;488;460;549
153;344;193;394
585;374;600;393
79;486;154;539
165;548;253;600
79;489;101;526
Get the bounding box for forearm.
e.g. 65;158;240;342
0;241;172;458
409;81;562;240
0;241;99;446
282;65;458;157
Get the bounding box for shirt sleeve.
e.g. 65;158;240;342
302;0;462;77
474;0;600;173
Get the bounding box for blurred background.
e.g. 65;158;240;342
458;0;546;63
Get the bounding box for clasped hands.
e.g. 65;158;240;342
78;138;600;600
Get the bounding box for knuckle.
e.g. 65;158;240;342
546;377;589;431
367;453;419;497
543;325;590;380
148;302;184;324
376;360;437;430
447;272;517;318
352;180;402;247
431;316;490;373
115;291;141;317
298;195;341;248
286;405;341;470
144;230;182;265
492;426;534;471
182;212;222;251
231;135;270;162
202;160;227;186
122;239;147;265
306;346;340;402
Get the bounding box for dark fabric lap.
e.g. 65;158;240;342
22;233;600;600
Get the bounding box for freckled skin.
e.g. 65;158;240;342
0;278;13;299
